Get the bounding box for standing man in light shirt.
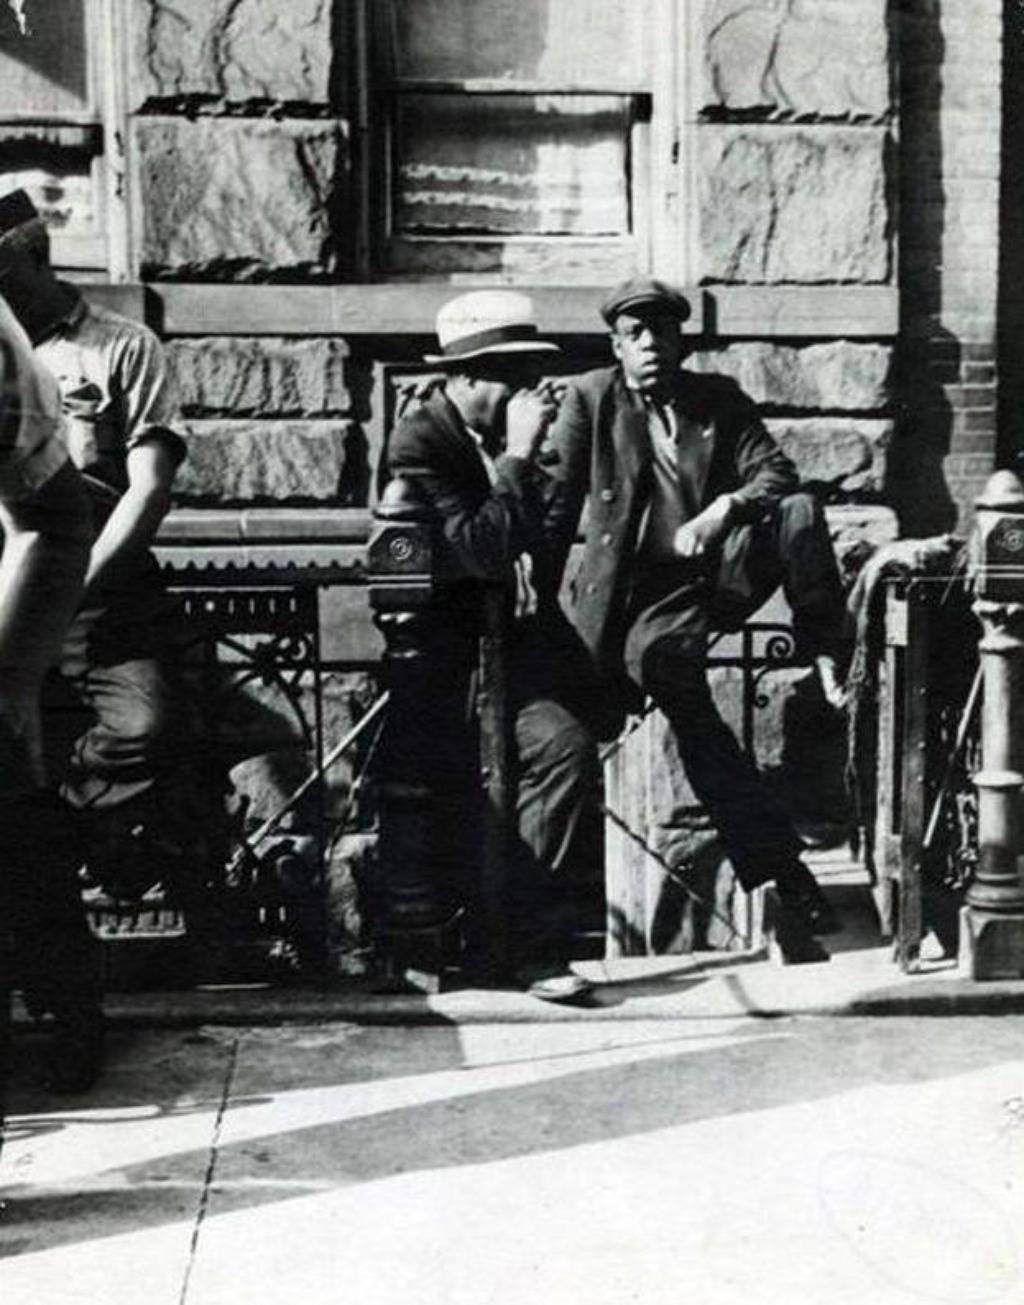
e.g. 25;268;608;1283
0;290;100;1093
545;277;850;962
0;189;187;901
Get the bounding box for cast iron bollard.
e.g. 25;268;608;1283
366;477;512;988
367;476;451;988
961;470;1024;978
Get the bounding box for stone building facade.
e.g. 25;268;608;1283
0;1;1012;959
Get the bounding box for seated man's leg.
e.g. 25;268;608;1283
625;574;835;942
63;656;174;810
714;493;848;707
772;492;849;707
628;595;802;893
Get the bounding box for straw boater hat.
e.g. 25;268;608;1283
425;290;560;365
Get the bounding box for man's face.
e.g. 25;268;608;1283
610;310;683;392
470;355;546;435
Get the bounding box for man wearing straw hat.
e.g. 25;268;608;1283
385;290;600;1002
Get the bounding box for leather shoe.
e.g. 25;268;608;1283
519;967;594;1005
775;862;840;935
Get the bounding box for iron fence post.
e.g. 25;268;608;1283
961;471;1024;978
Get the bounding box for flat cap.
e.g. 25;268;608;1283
600;276;691;327
0;188;39;239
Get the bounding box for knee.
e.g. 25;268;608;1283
776;490;822;529
519;712;597;784
98;688;173;756
637;636;707;703
543;719;597;775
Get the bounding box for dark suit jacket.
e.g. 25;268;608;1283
386;388;593;701
544;365;799;683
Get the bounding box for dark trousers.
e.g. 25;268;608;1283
383;614;601;963
0;790;101;1010
624;492;846;891
508;694;601;959
46;594;180;814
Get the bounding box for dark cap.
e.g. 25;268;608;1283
600;276;691;327
0;189;39;239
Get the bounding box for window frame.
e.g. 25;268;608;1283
351;0;695;287
0;0;133;280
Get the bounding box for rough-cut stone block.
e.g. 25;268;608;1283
766;418;893;492
167;338;351;416
690;342;891;410
137;118;347;278
132;0;333;105
176;420;351;503
703;0;891;119
700;126;890;283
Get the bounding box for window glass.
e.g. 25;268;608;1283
0;0;90;116
387;0;648;89
394;94;630;238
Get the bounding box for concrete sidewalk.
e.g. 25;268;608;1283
33;875;1024;1028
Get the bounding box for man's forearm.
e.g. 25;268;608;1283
84;483;170;589
0;468;91;783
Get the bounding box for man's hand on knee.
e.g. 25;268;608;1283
673;493;735;558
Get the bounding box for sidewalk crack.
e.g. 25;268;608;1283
178;1037;240;1305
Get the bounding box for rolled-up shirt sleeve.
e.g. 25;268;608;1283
113;325;187;467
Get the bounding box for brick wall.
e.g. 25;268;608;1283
896;0;1004;534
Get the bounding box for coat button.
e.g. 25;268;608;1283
586;582;598;595
600;488;616;502
601;532;613;546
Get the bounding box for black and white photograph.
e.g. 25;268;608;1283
1;2;1023;1302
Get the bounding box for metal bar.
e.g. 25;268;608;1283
922;665;983;852
227;691;390;871
898;586;929;970
476;587;512;977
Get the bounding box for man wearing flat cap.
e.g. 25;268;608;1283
384;290;600;1001
0;188;187;904
545;276;849;960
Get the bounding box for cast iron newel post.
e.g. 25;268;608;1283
961;471;1024;979
367;476;451;988
367;476;513;989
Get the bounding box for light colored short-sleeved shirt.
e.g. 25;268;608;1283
0;294;69;503
36;295;185;503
